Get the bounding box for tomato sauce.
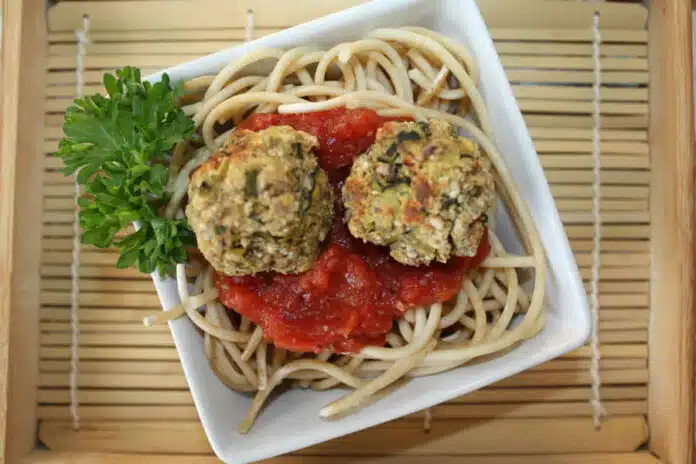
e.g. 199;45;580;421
236;107;410;171
217;108;490;353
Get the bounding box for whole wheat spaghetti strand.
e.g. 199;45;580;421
482;256;535;268
403;26;479;83
386;332;405;347
191;75;266;127
241;326;264;361
412;307;428;338
334;39;413;102
439;290;469;329
463;278;487;343
143;286;217;327
315;45;371;92
174;265;250;343
270;346;286;375
370;57;397;94
320;340;436;418
206;302;259;389
458;314;477;331
299;350;333;388
143;307;186;326
240;316;252;333
239;360;366;433
220;337;260;389
266;46;319;93
360;303;442;360
184;75;216;94
351;58;368;91
489;278;510;307
406;48;438;80
205;307;257;391
164;146;213;219
369;29;489;133
487;268;519;340
201;92;305;148
410;68;465;102
168;140;192;179
403;309;415;324
286;370;344;381
311;355;365;390
256;341;268;391
203;48;286;100
483;299;504;312
442;330;463;343
424;306;544;365
477;267;497;300
398;318;414;342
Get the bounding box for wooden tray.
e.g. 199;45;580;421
1;0;693;462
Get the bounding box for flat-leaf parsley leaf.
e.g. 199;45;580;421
54;67;196;277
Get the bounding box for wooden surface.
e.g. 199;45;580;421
24;452;664;464
647;0;696;463
38;0;652;458
3;0;693;462
37;0;654;459
0;0;46;462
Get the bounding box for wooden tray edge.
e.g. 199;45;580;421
1;0;693;461
647;0;695;462
0;0;46;461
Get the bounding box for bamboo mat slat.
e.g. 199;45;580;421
46;0;648;31
36;358;647;376
46;40;647;57
37;400;649;421
36;385;648;406
39;417;649;455
36;368;651;389
23;452;666;464
36;0;654;458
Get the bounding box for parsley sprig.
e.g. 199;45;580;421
54;67;196;277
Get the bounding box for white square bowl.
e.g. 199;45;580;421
146;0;591;462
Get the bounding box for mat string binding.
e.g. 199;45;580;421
69;13;90;433
246;9;255;42
589;10;606;429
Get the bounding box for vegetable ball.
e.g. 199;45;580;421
342;119;494;266
186;126;333;276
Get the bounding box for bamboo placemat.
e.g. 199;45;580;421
38;0;653;459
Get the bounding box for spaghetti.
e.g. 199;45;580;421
147;27;547;433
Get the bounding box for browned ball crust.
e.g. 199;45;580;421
342;119;494;266
186;126;334;276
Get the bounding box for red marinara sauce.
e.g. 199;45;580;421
236;107;409;171
216;108;491;353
